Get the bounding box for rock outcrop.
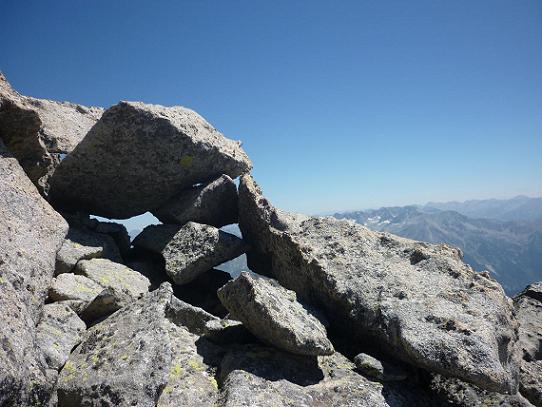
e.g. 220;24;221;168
49;101;251;218
514;282;542;406
0;74;102;194
218;272;334;356
0;140;68;405
238;174;519;393
133;222;248;285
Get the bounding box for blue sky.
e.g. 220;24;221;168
2;0;541;216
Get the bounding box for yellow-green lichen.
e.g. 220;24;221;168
179;155;193;168
169;363;184;379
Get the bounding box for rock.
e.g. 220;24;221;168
57;283;220;406
74;258;150;319
48;273;103;312
36;303;86;371
49;101;252;218
152;174;238;227
133;222;248;285
218;345;438;407
174;268;232;317
218;272;334;356
0;140;68;405
354;353;408;382
238;174;519;393
514;283;542;406
55;229;104;275
0;73;102;193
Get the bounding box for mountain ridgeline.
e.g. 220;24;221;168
334;196;542;295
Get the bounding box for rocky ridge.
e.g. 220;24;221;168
0;74;540;406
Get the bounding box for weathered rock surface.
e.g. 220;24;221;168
238;174;519;393
354;353;409;382
133;222;248;285
49;101;252;218
218;272;334;356
0;140;68;405
219;345;438;407
48;273;103;312
57;283;220;407
55;229;104;275
0;74;102;193
74;258;150;318
36;303;86;371
153;174;238;227
514;282;542;406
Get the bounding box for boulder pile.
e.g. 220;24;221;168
0;74;540;406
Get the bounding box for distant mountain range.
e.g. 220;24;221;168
334;196;542;295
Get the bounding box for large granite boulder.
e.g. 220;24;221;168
514;282;542;406
49;101;251;218
238;175;519;393
57;283;220;406
218;272;334;356
153;174;239;227
0;74;102;194
133;222;248;285
0;141;68;405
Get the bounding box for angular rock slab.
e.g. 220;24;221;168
514;283;542;406
57;283;219;407
218;272;334;356
0;141;68;405
0;73;102;193
49;101;252;218
48;273;103;311
36;303;86;371
133;222;248;285
153;174;238;227
238;175;519;393
74;258;150;316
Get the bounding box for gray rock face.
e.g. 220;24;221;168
238;175;519;393
49;101;252;218
57;283;220;407
514;283;542;406
218;272;334;356
354;353;408;382
74;258;150;316
133;222;248;285
55;229;104;275
36;303;86;371
0;141;68;405
219;345;438;407
153;174;239;227
0;74;102;193
48;273;103;311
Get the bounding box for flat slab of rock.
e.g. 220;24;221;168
218;272;334;356
0;141;68;405
133;222;248;285
49;101;251;218
48;273;103;312
74;258;150;318
153;174;238;227
57;283;220;407
514;283;542;406
0;73;102;193
238;175;519;393
36;303;86;371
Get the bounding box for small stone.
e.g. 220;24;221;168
353;353;408;382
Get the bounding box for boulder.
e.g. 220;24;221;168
57;283;220;406
0;141;68;405
36;303;86;371
48;273;103;312
514;282;542;406
74;258;150;319
152;174;238;227
49;101;252;218
133;222;248;285
218;272;334;356
218;345;438;407
0;73;102;193
55;229;105;275
238;174;519;393
354;353;409;382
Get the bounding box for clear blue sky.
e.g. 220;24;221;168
2;0;541;215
